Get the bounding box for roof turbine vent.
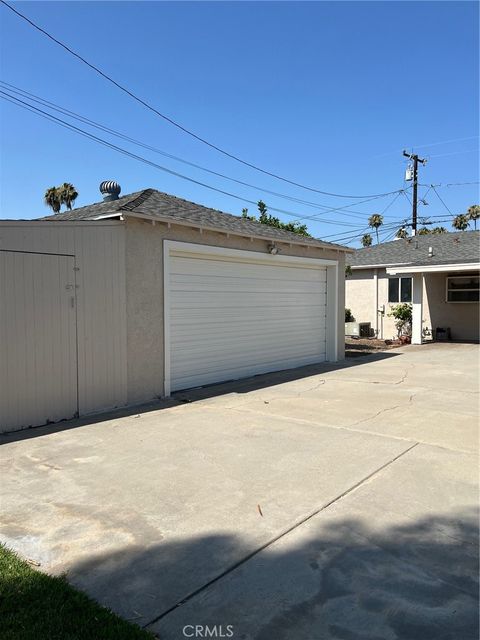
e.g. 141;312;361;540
100;180;121;202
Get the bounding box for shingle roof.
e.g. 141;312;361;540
40;188;351;251
347;231;480;268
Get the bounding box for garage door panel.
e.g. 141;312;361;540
172;353;326;391
171;320;327;341
171;320;327;344
171;256;326;281
171;338;326;365
171;306;326;326
171;275;326;294
168;250;329;392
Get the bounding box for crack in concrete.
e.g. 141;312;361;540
143;442;419;630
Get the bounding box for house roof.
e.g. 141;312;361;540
347;231;480;268
40;188;351;252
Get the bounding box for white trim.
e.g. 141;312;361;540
0;220;123;227
411;273;424;345
325;264;339;362
387;262;479;275
350;263;411;270
163;243;172;397
164;240;339;267
163;240;339;397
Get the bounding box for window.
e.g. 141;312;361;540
388;277;412;303
446;275;479;303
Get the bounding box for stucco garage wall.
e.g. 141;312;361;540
424;272;479;342
0;221;128;417
125;218;345;404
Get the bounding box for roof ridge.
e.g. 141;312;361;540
119;188;156;212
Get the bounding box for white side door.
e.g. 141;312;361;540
0;251;78;432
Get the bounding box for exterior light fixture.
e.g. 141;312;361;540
268;243;279;255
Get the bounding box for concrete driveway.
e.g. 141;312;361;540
1;342;478;639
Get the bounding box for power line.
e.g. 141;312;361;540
0;0;409;200
0;91;369;231
371;136;479;159
431;185;454;216
0;81;394;222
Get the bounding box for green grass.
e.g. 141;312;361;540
0;544;155;640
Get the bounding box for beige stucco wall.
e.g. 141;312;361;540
345;268;401;339
346;268;479;342
125;218;346;404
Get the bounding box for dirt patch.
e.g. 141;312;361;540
345;337;404;358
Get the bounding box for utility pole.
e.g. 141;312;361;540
403;150;427;235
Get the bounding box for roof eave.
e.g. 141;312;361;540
109;210;352;252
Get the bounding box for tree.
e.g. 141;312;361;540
388;303;412;338
44;183;79;214
241;207;255;221
240;201;311;236
467;205;480;230
44;187;61;214
431;226;447;234
368;214;383;244
396;227;408;239
452;214;469;231
257;200;269;224
417;227;431;235
361;233;372;247
58;183;78;211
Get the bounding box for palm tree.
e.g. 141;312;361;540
44;187;61;214
396;227;408;239
417;227;431;235
431;226;447;234
58;183;78;211
361;233;372;247
368;214;383;244
467;205;480;230
452;214;469;231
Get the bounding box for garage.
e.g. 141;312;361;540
1;185;349;432
165;242;333;393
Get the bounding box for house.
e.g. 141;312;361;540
0;183;351;433
345;231;480;343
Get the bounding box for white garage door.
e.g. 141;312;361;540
0;251;78;432
167;245;328;392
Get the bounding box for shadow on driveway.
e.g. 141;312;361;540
64;509;479;640
0;350;401;445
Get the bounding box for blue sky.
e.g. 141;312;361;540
0;1;478;245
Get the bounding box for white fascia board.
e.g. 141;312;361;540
386;262;480;275
0;219;123;227
120;211;352;253
349;263;411;270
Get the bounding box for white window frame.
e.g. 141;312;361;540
388;276;412;303
163;240;339;396
445;275;480;304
